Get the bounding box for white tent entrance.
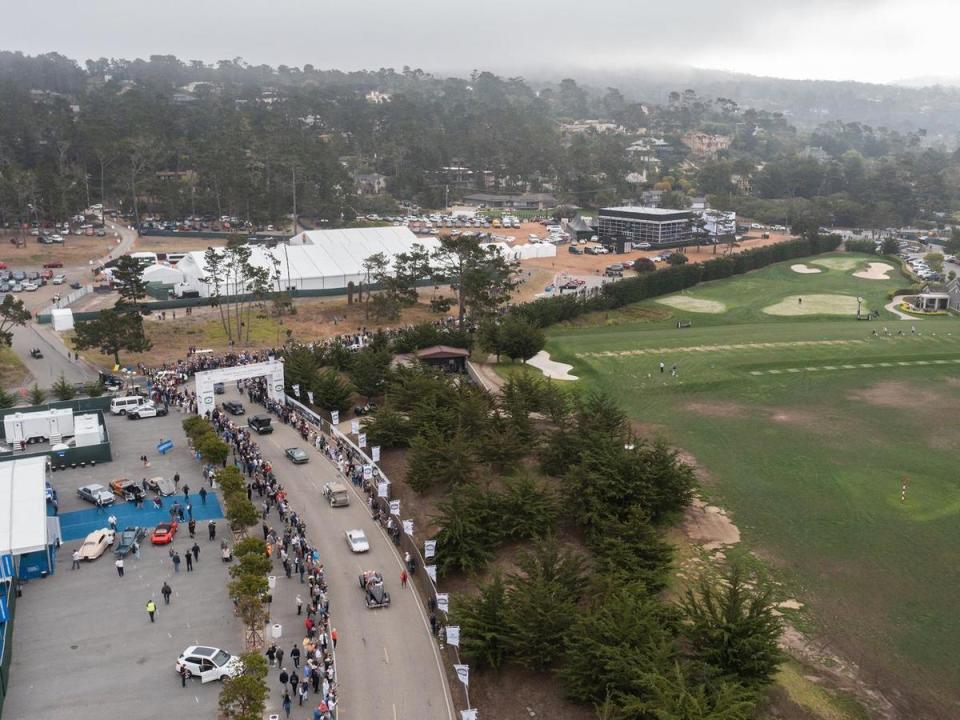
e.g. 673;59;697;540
194;360;285;414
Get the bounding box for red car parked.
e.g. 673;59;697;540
151;521;178;545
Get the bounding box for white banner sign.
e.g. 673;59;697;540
351;419;360;435
402;519;414;536
389;499;400;516
377;482;389;498
424;539;436;559
425;564;437;582
372;446;381;462
331;410;339;426
306;390;314;405
363;464;373;481
435;592;449;613
446;625;460;647
292;383;301;398
454;664;469;687
358;432;367;448
460;710;477;720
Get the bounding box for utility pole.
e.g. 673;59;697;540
291;166;298;236
445;184;449;213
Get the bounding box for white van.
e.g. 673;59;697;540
110;396;146;415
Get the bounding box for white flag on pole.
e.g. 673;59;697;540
331;410;339;426
372;445;381;462
358;432;367;448
425;564;437;582
351;419;360;435
389;499;400;516
292;383;301;398
363;464;373;480
454;664;469;686
446;625;460;647
424;539;436;559
306;390;314;404
460;710;478;720
402;519;414;536
435;592;449;613
377;482;389;498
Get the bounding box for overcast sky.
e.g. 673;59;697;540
3;0;957;85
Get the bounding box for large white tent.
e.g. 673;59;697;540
175;226;440;298
142;263;184;285
0;456;50;555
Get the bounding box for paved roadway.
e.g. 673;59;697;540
227;389;455;720
8;220;136;391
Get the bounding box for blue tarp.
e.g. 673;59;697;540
58;493;224;542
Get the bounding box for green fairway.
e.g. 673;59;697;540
546;254;959;713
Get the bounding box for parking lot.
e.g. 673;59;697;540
4;408;238;720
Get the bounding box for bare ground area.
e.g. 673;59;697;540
0;231;118;268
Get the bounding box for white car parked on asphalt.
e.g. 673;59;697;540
175;646;242;683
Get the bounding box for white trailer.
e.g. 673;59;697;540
3;408;76;444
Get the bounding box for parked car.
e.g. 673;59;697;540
128;403;168;419
359;570;390;608
110;479;146;502
345;529;370;553
175;646;242;683
69;281;82;290
222;401;245;416
52;274;66;285
43;261;63;268
77;528;116;561
113;526;146;557
285;447;309;464
146;476;176;496
151;521;178;545
568;245;582;254
77;484;116;506
604;263;625;277
22;282;38;292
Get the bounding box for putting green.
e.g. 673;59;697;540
763;294;861;316
810;257;861;271
656;295;727;314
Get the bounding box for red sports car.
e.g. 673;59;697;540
151;521;178;545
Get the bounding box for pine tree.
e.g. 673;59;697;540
51;372;76;401
432;486;498;575
453;573;510;671
311;368;352;413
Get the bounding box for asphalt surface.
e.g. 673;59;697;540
4;406;239;720
225;389;455;720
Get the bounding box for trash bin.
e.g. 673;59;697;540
271;623;282;639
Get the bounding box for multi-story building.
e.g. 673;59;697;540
598;206;692;249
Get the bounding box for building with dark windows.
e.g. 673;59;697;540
598;206;692;250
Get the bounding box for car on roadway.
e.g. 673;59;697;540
113;526;146;557
175;646;242;683
285;447;309;464
222;401;245;416
151;521;178;545
146;476;176;496
322;482;350;507
77;528;116;561
69;281;82;289
247;415;273;434
345;529;370;553
127;402;168;420
359;570;391;608
110;479;146;503
77;484;116;506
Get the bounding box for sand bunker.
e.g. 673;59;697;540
656;295;727;314
853;262;894;280
810;257;860;271
683;498;741;551
763;294;860;316
790;263;823;274
526;350;578;381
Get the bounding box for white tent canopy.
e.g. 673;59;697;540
175;227;440;298
0;456;50;555
142;263;184;285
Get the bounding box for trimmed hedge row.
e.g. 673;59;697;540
512;235;843;327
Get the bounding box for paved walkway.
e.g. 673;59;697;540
885;295;922;320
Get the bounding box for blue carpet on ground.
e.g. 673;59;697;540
58;493;224;541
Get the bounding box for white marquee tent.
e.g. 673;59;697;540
175;226;440;298
0;456;50;555
142;263;184;285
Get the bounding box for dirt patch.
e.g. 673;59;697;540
682;497;741;550
847;381;945;411
791;263;823;274
655;295;727;314
763;294;860;317
0;231;118;268
767;408;822;428
853;262;894;280
811;257;861;271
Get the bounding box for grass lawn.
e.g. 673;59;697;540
546;254;958;716
0;346;29;388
